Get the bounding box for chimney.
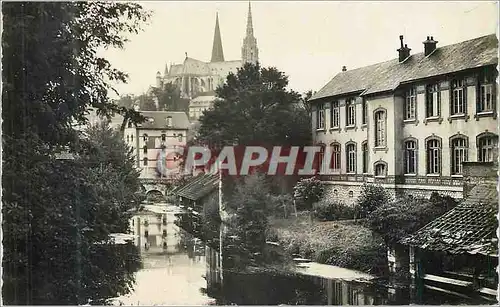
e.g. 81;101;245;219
423;36;438;56
342;66;347;72
397;35;411;62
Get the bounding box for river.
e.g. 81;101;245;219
112;206;493;305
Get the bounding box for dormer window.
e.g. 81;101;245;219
166;116;173;127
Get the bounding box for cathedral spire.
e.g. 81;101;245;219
242;2;259;64
211;12;225;62
246;1;253;37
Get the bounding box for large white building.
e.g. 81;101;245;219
309;34;498;204
152;2;260;121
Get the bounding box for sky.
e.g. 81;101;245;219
102;1;499;98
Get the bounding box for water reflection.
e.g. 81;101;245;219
116;207;494;305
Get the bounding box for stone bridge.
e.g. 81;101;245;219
140;178;176;199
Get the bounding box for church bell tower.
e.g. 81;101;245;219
241;2;259;64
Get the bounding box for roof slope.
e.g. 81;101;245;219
175;173;219;201
401;182;498;256
311;34;498;100
138;111;190;130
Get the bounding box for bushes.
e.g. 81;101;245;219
357;184;392;218
293;177;324;210
312;201;358;221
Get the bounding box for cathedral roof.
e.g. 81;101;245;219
168;64;184;76
311;34;498;101
183;57;211;75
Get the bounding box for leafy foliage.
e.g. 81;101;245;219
357;184;392;218
2;2;149;304
195;62;311;147
312;200;358;221
224;173;274;269
151;82;190;112
365;193;459;245
293;177;324;210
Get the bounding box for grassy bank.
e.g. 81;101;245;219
268;213;388;275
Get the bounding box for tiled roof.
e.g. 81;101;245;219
311;34;498;101
183;57;211;75
175;173;219;201
401;182;498;256
137;111;190;130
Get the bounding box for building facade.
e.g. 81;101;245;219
124;111;190;179
153;2;260;121
309;34;498;204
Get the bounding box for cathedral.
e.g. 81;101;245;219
153;2;259;120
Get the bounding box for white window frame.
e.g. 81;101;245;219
426;83;441;118
426;139;441;175
451;79;466;115
404;140;417;175
478;135;498;162
374;110;386;147
346;143;356;173
330;101;340;128
478;73;495;113
346;99;356;127
316;104;325;129
330;143;341;171
451;137;468;175
404;87;417;120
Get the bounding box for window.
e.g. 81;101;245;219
346;143;356;173
362;99;367;125
404;87;417;120
143;157;148;166
166;116;173;127
143;145;147;154
161;133;166;141
478;134;498;162
144;230;149;238
426;83;441;117
316;104;325;129
451;79;467;115
317;145;326;173
450;137;468;175
374;162;387;177
162;230;167;238
330;143;341;171
346;98;356;126
374;110;386;147
330;101;340;128
478;71;495;113
426;138;441;174
126;135;130;143
143;133;148;142
178;134;183;142
130;135;134;142
404;140;417;174
362;142;368;173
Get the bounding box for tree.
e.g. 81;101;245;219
224;173;273;269
293;177;324;210
115;94;135;109
357;184;392;218
196;62;312;147
136;93;157;111
2;2;149;147
151;82;190;112
365;194;458;245
2;2;150;304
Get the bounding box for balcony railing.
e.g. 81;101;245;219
318;174;464;187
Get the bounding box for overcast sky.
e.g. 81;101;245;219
102;1;498;98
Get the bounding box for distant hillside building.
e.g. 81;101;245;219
309;34;498;204
153;2;259;121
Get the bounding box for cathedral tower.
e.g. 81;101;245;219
241;2;259;64
211;13;225;62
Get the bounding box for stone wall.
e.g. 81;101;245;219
322;182;463;205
